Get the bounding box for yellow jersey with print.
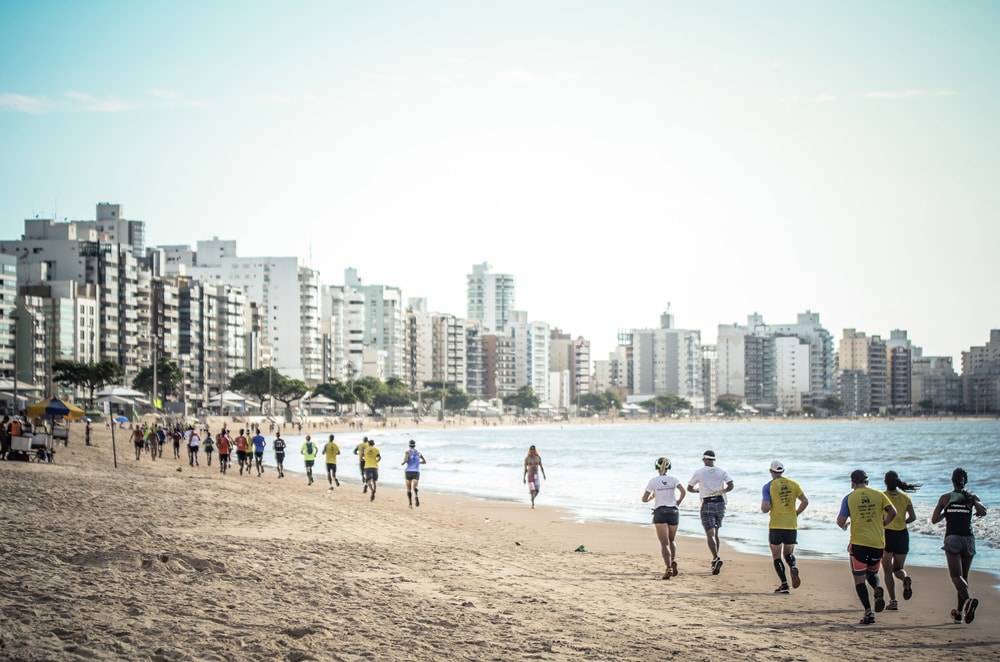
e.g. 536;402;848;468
324;442;340;463
839;487;893;548
363;445;380;469
763;477;803;530
883;490;912;532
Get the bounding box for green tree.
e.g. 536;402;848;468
818;396;844;415
229;368;279;403
131;359;183;401
640;394;691;416
52;360;125;408
373;376;413;410
313;380;358;411
273;377;309;414
578;390;621;415
503;386;540;413
715;396;741;416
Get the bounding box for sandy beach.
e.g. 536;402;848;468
2;423;999;661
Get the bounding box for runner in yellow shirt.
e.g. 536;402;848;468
362;438;381;501
837;469;897;625
323;434;341;491
761;460;808;594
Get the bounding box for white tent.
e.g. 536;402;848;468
209;390;247;403
96;386;145;398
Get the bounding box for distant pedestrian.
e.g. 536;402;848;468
187;428;201;467
641;456;686;579
931;467;988;624
273;432;286;478
323;434;340;490
761;460;808;593
234;429;249;476
882;471;920;610
363;438;381;501
84;420;92;447
355;437;369;489
203;433;214;467
301;435;318;485
216;431;231;474
132;427;145;461
251;428;266;476
687;450;734;575
837;469;897;625
401;439;426;508
523;445;546;508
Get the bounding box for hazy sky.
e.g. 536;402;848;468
2;1;998;364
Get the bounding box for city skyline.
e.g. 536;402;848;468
2;2;998;364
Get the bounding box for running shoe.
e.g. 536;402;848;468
661;570;672;580
951;609;963;624
886;600;898;611
774;584;790;594
964;598;978;624
712;558;723;575
671;561;678;577
790;566;801;589
859;612;875;625
902;576;912;600
873;586;885;613
415;496;420;507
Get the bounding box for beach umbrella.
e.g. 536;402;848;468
114;415;130;424
26;396;86;421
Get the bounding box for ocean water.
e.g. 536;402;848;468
270;419;1000;574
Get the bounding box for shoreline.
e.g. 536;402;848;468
3;425;1000;660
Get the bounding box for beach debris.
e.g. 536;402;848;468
574;545;586;553
515;541;521;546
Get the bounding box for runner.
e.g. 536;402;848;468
251;427;267;476
301;435;318;485
761;460;808;593
837;469;897;625
687;450;734;575
930;467;988;624
641;456;686;579
273;432;287;478
203;433;214;467
234;429;249;476
355;437;369;491
323;434;341;490
401;439;426;508
882;470;920;610
363;437;381;501
216;430;231;474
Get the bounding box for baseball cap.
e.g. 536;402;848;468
770;460;784;473
408;440;416;447
702;450;716;460
850;469;868;483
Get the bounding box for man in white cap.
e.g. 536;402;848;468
761;460;809;593
687;450;734;575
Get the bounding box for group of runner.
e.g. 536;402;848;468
641;449;989;626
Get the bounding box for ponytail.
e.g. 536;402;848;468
952;467;973;501
884;470;920;493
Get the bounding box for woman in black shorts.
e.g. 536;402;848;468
881;471;919;610
641;457;686;579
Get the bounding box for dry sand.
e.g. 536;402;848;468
2;424;999;661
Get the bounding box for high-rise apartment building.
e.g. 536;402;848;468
466;262;515;333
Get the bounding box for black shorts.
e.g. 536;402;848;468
405;471;420;481
237;450;247;462
327;463;338;473
848;543;884;572
884;528;909;555
769;529;798;546
304;460;315;468
275;452;285;463
365;468;379;482
652;506;679;525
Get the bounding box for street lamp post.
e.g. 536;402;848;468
8;310;18;417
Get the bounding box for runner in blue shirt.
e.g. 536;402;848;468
401;439;427;509
251;428;267;477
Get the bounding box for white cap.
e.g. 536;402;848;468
770;460;784;473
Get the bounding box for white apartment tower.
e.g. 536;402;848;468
466;262;515;333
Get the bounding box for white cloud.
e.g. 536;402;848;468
864;89;958;99
247;94;293;106
812;93;837;103
431;73;463;87
0;93;49;113
500;70;540;83
62;91;135;112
